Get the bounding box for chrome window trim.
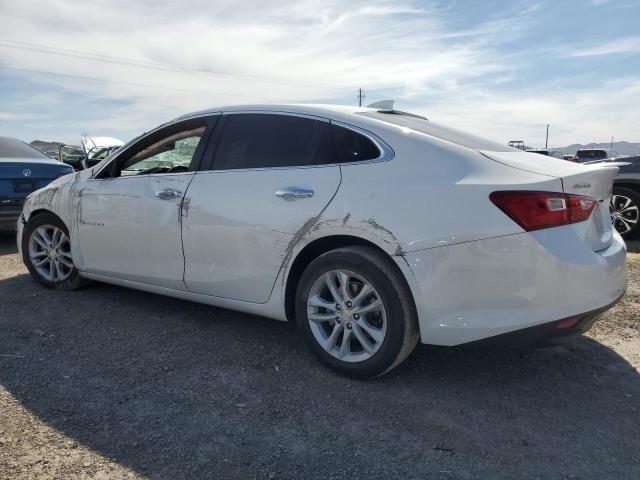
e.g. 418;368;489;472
205;110;394;172
91;112;220;180
89;171;195;182
221;110;331;123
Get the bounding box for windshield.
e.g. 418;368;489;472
576;150;608;160
358;111;516;152
0;138;51;159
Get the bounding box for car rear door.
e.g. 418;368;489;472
75;116;217;289
181;112;341;303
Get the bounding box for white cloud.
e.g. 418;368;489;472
0;0;638;146
569;36;640;57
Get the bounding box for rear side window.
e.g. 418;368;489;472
213;114;337;170
0;138;51;159
332;125;381;163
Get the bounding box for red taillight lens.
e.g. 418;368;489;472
489;191;597;231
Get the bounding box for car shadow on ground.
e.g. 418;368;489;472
626;239;640;254
1;232;639;479
0;231;17;255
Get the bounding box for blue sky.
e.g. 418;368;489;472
0;0;639;148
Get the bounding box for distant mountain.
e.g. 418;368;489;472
553;141;640;156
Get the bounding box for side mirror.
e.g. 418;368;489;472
81;156;103;170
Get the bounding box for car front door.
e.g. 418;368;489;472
182;112;342;303
75;116;216;289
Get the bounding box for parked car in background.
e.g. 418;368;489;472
59;145;85;170
30;140;86;170
527;149;565;159
575;148;620;163
30;140;64;158
609;156;640;238
0;137;73;230
17;105;626;377
80;136;123;169
563;154;576;161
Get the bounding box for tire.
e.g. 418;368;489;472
610;187;640;238
22;212;88;290
295;246;420;379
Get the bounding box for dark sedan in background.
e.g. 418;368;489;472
611;156;640;238
0;137;73;230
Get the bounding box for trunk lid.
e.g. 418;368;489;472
480;150;617;252
0;159;72;199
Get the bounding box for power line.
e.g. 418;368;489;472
0;64;283;101
0;39;350;92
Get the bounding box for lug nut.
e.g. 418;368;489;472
336;304;341;311
335;317;341;324
353;313;360;320
346;323;352;330
346;301;353;309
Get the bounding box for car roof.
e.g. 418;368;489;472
175;104;375;122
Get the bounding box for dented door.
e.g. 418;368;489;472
182;166;341;303
76;173;194;289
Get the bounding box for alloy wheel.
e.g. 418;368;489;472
28;225;74;282
307;269;387;363
610;194;639;235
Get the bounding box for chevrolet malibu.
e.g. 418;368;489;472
17;105;627;378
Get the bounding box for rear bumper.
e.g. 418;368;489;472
0;199;23;230
404;227;627;346
463;292;624;348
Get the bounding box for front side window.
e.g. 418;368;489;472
213;114;337;170
102;118;209;178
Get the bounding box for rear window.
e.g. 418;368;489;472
0;138;51;159
576;150;607;160
358;111;515;152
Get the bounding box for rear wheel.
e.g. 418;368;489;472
610;187;640;238
295;246;419;378
22;212;87;290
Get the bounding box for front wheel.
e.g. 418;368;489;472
610;187;640;238
295;246;419;378
22;212;87;290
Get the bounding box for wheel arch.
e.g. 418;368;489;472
283;234;417;323
27;208;63;223
613;179;640;192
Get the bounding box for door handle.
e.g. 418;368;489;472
274;187;314;200
154;188;183;200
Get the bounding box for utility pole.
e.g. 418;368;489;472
545;124;549;149
611;136;614;149
357;88;365;107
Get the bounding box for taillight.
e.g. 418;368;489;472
489;191;597;231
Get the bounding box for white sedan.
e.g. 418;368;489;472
17;104;627;378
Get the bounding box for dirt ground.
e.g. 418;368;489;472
0;231;638;480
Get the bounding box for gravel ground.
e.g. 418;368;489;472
1;231;639;480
